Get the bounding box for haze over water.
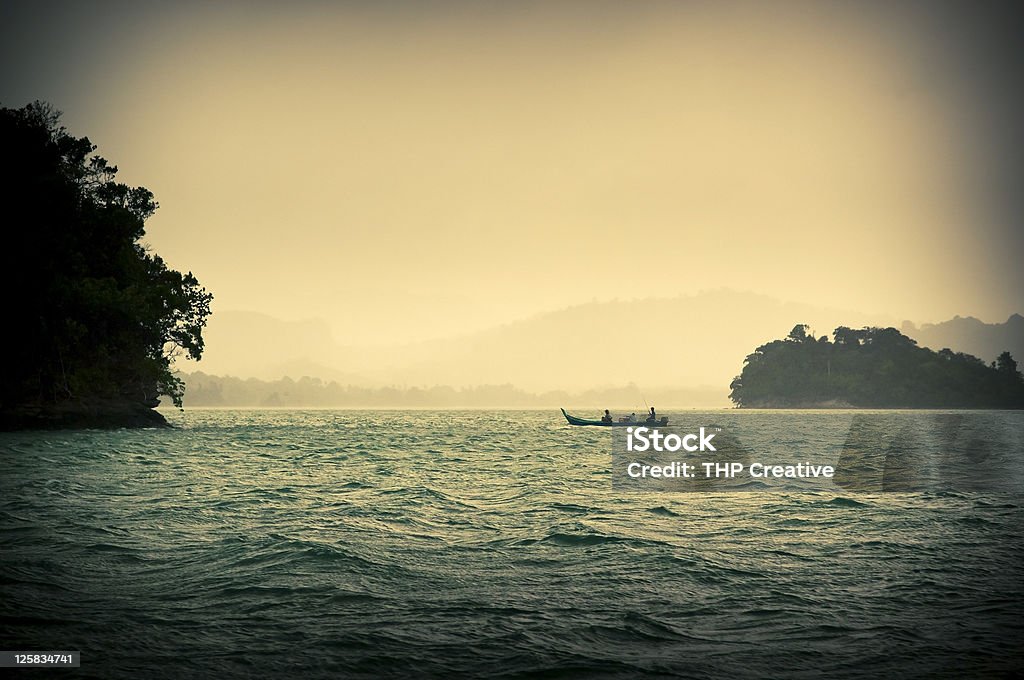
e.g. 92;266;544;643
2;410;1022;678
3;0;1022;358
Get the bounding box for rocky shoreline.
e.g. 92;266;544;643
0;399;169;431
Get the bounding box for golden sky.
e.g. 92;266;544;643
3;1;1022;345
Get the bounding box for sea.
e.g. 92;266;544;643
1;409;1022;679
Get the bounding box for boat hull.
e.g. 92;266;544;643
561;408;668;427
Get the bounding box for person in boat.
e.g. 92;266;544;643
646;407;657;423
601;409;613;423
627;412;637;422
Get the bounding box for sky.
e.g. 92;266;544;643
2;0;1023;346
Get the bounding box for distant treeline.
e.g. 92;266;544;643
730;325;1024;408
175;372;727;409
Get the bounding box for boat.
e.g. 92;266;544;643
561;408;668;427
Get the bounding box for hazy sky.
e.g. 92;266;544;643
3;0;1022;344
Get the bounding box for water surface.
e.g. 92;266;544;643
1;410;1022;678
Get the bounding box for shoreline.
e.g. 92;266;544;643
0;399;169;431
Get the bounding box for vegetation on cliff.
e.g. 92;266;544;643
0;102;212;428
730;325;1024;408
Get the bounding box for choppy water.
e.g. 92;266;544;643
1;410;1022;679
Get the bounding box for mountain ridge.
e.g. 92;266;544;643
186;290;897;390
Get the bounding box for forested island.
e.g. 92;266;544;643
730;325;1024;408
0;102;212;429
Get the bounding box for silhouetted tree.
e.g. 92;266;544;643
787;324;810;342
833;326;865;346
996;351;1019;376
0;102;212;422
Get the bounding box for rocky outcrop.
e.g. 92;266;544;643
0;399;169;430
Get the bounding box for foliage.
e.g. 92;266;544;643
0;102;212;410
730;325;1024;408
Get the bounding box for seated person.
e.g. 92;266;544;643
601;409;613;423
645;407;657;423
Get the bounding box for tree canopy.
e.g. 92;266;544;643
0;102;212;424
730;325;1024;408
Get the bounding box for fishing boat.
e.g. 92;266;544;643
561;408;668;427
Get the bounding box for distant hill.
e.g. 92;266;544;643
372;291;893;392
179;301;1023;407
184;290;893;398
183;300;1024;405
193;310;370;382
902;315;1024;365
